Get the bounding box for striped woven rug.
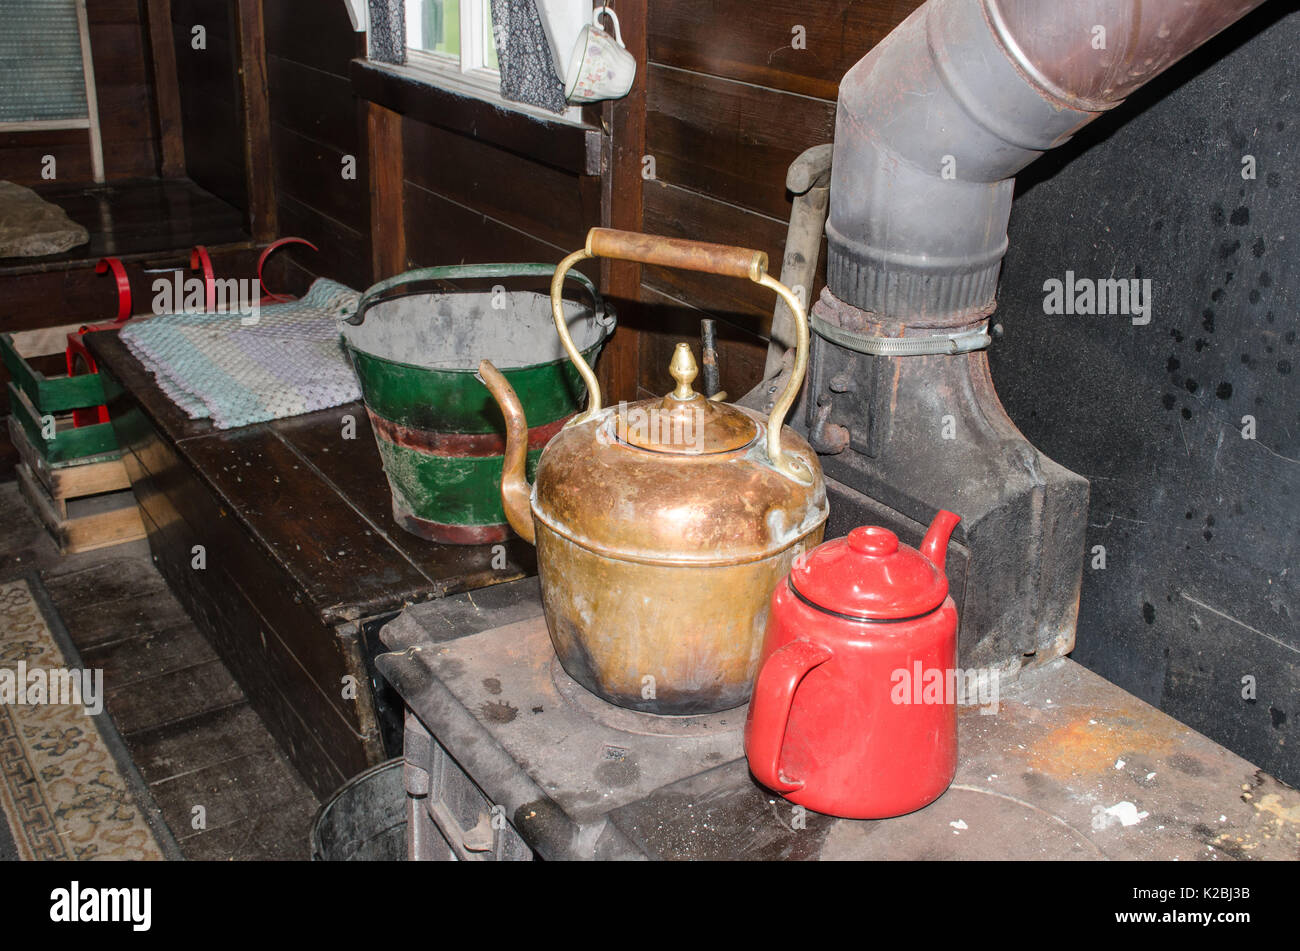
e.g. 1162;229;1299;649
0;574;180;860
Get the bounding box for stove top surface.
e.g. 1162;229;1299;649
378;580;1298;861
427;617;747;826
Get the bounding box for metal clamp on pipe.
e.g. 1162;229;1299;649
810;317;992;356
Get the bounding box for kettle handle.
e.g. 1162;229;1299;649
744;640;833;794
548;228;813;483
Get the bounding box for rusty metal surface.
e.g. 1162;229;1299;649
615;345;758;453
987;0;1269;109
380;605;1299;860
536;522;823;713
614;661;1300;859
528;411;827;714
806;289;1089;674
534;407;826;565
479;237;827;716
815;659;1300;860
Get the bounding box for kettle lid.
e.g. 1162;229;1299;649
616;343;758;454
789;526;948;620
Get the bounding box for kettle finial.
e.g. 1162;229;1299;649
669;343;700;401
920;510;960;574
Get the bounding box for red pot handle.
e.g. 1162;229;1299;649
745;640;832;793
65;336;108;427
190;245;215;312
95;257;131;322
258;236;318;303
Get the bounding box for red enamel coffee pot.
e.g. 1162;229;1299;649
743;510;961;819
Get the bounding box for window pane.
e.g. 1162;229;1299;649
406;0;459;56
483;2;499;71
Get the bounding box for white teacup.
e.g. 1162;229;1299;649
564;6;636;103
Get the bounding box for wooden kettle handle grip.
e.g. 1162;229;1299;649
585;228;768;281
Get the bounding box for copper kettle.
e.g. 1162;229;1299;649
478;229;827;715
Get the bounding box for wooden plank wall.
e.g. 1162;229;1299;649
0;0;162;186
262;0;369;291
160;0;368;289
269;5;605;298
171;0;246;210
399;118;603;273
634;0;920;399
151;0;919;397
161;0;602;303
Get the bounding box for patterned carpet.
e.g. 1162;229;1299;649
0;574;180;860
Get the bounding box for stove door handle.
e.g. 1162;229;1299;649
461;812;496;853
744;640;833;794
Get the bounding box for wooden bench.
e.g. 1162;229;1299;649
85;328;536;798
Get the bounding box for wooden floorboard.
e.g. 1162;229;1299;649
103;659;247;734
39;544;171;589
44;567;195;648
149;748;317;845
123;702;276;778
79;619;219;687
176;794;323;861
0;479;320;859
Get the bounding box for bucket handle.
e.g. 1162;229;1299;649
345;263;608;328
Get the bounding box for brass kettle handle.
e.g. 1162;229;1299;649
550;228;812;482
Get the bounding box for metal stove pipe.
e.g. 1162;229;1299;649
826;0;1268;327
799;0;1273;674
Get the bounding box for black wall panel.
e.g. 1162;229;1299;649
991;5;1297;784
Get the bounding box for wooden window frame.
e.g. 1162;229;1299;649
0;0;105;183
396;0;586;124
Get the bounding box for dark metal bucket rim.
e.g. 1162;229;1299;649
310;757;405;861
343;260;615;375
348;261;606;327
341;330;611;376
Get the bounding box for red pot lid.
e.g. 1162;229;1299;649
789;526;948;620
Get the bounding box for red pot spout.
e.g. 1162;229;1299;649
920;510;960;574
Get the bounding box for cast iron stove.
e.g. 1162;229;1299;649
375;579;1294;861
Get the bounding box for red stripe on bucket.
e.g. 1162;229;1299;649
395;510;512;545
368;410;572;457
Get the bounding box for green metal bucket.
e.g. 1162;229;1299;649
343;264;612;545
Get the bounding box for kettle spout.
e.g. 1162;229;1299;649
920;510;960;575
476;360;535;545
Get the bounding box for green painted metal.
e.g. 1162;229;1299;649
375;440;544;527
346;263;612;543
349;349;593;434
7;381;119;466
1;332;108;414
